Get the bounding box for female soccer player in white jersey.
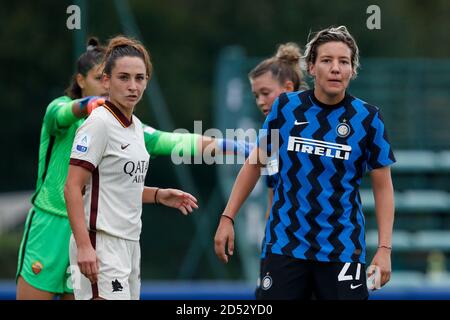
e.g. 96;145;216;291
16;37;251;300
215;26;395;300
65;36;199;300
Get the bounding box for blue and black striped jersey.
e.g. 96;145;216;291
258;90;395;263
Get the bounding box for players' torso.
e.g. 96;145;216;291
265;90;380;263
33;96;84;217
85;106;149;240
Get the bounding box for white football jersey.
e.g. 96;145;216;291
70;101;150;241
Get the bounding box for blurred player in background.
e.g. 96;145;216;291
215;25;395;300
16;37;251;300
248;42;307;298
65;35;198;300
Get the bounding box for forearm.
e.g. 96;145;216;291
214;138;254;157
64;183;91;249
56;99;90;127
373;187;394;247
371;168;395;247
223;160;262;219
145;130;200;157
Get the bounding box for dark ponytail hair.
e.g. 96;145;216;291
65;37;106;99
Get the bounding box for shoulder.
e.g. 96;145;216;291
82;107;108;129
349;95;380;115
132;114;143;127
285;89;311;106
91;106;109;117
282;91;302;102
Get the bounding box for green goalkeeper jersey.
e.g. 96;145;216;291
32;96;199;217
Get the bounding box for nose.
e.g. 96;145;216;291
256;95;265;108
331;60;340;74
128;79;137;91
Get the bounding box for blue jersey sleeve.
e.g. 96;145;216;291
265;174;279;189
257;96;280;156
366;110;396;170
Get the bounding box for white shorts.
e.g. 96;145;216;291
69;231;141;300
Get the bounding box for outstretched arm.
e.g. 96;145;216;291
368;166;394;287
56;96;105;127
142;126;254;159
200;137;255;158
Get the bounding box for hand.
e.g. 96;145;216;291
214;216;235;263
157;188;198;215
87;97;105;115
77;244;99;284
368;247;392;287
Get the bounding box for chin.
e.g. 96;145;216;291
326;87;344;96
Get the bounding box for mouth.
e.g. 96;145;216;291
126;95;138;101
328;79;342;85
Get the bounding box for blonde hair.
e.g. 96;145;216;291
304;26;360;78
103;35;152;78
249;42;308;90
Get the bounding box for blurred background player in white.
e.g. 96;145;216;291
64;35;198;300
247;42;308;298
215;26;395;300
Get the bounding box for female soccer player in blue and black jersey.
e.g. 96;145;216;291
248;42;308;298
215;26;395;300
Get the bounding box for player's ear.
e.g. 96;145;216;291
76;73;85;90
308;62;316;77
102;73;110;90
283;80;294;92
351;67;357;80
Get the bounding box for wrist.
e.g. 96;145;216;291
220;214;235;226
154;188;161;204
77;96;93;110
378;245;392;251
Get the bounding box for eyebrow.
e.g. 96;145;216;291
117;72;146;76
320;55;351;60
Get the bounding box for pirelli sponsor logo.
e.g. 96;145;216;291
287;136;351;160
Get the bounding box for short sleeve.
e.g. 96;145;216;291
257;95;281;156
366;111;396;170
70;113;108;171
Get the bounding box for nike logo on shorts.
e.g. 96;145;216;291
121;144;130;150
294;121;309;126
350;283;362;290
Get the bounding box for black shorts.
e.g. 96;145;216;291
257;253;369;300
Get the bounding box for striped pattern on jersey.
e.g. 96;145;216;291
259;90;395;263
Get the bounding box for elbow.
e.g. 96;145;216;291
64;181;79;204
63;182;71;203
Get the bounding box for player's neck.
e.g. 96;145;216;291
313;88;346;106
109;99;134;121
